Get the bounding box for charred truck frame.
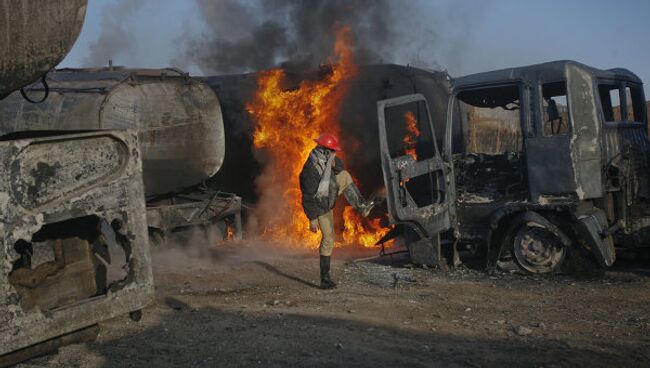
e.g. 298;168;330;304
1;1;153;365
379;60;649;273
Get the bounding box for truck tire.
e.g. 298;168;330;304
501;212;567;274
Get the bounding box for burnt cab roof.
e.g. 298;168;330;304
453;60;643;90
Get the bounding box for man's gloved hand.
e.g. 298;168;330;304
309;219;320;233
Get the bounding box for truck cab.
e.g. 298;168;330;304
378;60;649;273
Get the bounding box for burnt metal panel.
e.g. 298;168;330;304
0;130;153;356
601;124;649;162
575;208;616;267
602;124;650;201
377;94;453;241
526;135;576;197
456;200;507;242
454;60;642;90
567;64;603;199
10;135;128;209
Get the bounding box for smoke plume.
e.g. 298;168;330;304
83;0;486;75
84;0;146;67
180;0;414;74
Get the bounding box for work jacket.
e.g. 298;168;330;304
299;148;344;220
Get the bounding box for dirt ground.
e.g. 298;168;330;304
16;241;650;368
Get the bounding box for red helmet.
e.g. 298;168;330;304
314;133;341;151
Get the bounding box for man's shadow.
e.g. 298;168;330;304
253;261;320;289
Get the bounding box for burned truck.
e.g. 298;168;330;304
204;61;648;274
1;0;153;365
378;60;649;273
0;68;243;246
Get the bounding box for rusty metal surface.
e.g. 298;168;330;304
0;130;153;356
0;0;86;99
0;68;225;196
146;191;242;233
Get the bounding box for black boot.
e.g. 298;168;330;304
343;184;376;218
320;255;337;289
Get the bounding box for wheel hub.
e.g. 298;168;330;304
513;225;566;273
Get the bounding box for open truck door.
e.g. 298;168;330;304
377;94;457;266
524;64;615;267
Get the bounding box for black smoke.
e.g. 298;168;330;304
84;0;146;66
179;0;403;74
83;0;487;76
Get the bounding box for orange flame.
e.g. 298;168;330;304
403;111;420;160
342;207;391;247
247;26;388;248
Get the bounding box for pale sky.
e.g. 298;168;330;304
61;0;650;95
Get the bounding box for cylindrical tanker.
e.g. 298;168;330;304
0;68;225;196
0;0;87;99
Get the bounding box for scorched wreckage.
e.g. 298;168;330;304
377;61;649;274
1;0;153;365
207;60;650;274
1;0;650;366
0;67;243;244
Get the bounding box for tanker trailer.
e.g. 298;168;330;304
0;67;243;245
0;1;153;365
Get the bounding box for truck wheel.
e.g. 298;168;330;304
510;221;566;274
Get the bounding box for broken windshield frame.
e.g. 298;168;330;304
448;82;526;154
597;80;647;126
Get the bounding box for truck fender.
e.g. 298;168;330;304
573;209;616;267
516;211;572;246
486;206;524;268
